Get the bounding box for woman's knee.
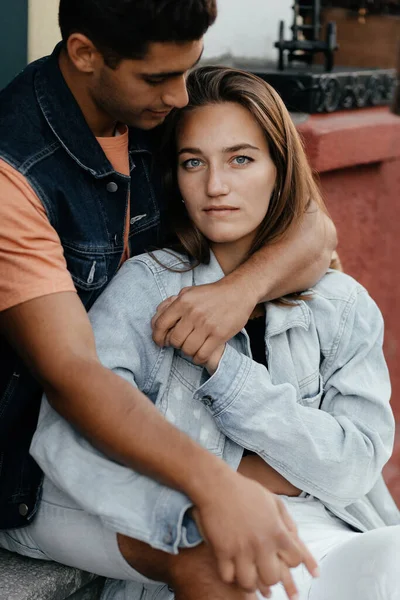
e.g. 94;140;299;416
309;526;400;600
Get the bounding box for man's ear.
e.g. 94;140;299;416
66;33;102;74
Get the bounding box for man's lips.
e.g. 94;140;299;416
147;109;171;117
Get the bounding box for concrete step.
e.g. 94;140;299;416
0;548;105;600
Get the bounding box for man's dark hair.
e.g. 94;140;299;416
59;0;217;67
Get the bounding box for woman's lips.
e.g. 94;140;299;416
204;206;239;216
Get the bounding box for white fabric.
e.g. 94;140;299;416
1;481;399;600
267;495;400;600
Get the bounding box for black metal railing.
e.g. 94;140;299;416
275;1;338;71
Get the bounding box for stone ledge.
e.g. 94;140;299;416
0;549;104;600
297;107;400;173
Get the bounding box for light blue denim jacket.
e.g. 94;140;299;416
30;250;399;556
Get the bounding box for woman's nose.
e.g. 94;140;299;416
206;169;229;197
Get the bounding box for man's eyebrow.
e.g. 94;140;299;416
178;143;260;156
143;47;204;79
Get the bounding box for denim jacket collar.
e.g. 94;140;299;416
193;251;311;337
34;43;154;179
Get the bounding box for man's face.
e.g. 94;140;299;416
89;40;204;129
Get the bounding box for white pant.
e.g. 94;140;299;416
266;495;400;600
0;478;399;600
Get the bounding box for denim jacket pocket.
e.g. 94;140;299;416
63;246;108;308
158;352;225;457
298;372;324;408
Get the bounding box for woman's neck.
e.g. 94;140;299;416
210;239;252;276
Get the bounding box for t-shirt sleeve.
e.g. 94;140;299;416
0;160;76;312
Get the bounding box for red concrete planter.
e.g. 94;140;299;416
298;107;400;506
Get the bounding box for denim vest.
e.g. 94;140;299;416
0;44;165;529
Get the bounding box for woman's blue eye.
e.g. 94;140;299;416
233;155;251;165
183;158;202;169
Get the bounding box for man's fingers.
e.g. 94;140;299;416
155;296;178;314
192;337;219;365
166;319;195;350
217;557;235;585
234;556;258;593
279;562;299;600
287;537;319;579
276;496;297;534
258;584;272;598
255;544;283;592
180;330;210;361
152;296;179;345
277;499;319;577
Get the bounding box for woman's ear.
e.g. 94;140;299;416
330;250;343;272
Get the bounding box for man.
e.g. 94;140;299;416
0;1;335;598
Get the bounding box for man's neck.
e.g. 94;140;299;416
58;50;117;137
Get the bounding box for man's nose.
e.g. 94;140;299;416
206;168;229;197
162;76;189;109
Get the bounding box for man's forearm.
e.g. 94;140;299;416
45;357;226;503
226;202;337;304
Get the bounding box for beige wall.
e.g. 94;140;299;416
28;0;60;62
27;0;291;63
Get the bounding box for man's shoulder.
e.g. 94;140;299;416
0;56;53;170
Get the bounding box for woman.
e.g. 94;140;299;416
28;67;400;599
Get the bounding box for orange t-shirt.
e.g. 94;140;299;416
0;127;130;312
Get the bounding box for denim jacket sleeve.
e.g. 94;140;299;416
194;286;394;507
88;257;162;393
89;257;202;551
31;256;202;553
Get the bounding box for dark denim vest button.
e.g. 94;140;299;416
107;182;118;193
18;504;29;516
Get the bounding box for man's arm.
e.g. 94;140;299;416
0;292;317;593
152;202;336;363
228;202;337;304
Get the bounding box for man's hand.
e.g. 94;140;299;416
152;277;256;364
191;469;319;598
152;202;337;363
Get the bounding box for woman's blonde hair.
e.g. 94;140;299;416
161;65;328;267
